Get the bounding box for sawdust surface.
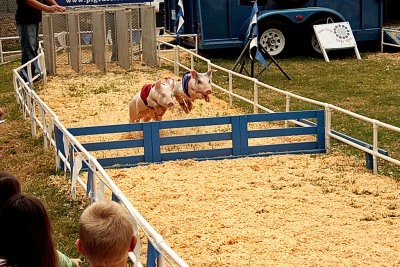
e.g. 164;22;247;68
38;65;400;267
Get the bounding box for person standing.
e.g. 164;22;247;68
15;0;66;76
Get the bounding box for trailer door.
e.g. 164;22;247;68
199;0;252;40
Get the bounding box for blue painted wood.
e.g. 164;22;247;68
82;139;144;151
316;111;325;150
68;123;143;136
54;125;65;170
160;132;232;145
65;110;326;170
239;115;249;155
332;130;388;156
106;149;327;169
158;116;233;129
248;127;317;138
231;116;241;156
161;148;233;161
97;155;146;167
248;142;320;154
151;122;162;162
143;123;153;163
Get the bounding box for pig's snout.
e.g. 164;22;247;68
205;89;212;95
167;101;174;107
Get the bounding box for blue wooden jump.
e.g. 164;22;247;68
55;110;326;170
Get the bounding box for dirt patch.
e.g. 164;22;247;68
37;66;400;267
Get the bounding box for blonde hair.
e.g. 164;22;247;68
78;200;134;266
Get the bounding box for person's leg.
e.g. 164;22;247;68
17;23;39;75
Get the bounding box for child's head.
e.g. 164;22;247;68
0;194;56;267
0;172;21;208
76;200;137;267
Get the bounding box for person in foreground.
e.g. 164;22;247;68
0;172;21;208
76;200;138;267
0;194;81;267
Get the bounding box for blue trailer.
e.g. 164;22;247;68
164;0;393;57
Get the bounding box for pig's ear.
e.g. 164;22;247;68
190;70;198;80
154;79;161;92
207;70;216;78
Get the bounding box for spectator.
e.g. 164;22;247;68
0;172;21;208
0;194;81;267
76;200;138;267
15;0;66;77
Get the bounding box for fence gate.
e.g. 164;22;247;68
68;14;81;73
42;5;156;75
115;9;130;69
141;6;157;67
92;11;107;72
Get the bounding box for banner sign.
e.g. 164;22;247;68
313;22;361;62
58;0;152;7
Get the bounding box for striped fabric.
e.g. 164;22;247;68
57;250;78;267
249;1;268;69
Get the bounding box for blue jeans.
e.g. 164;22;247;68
16;23;39;74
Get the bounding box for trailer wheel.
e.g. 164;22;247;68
258;20;290;57
305;18;330;56
273;0;310;8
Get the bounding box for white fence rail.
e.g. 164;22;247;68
0;36;21;64
156;43;400;175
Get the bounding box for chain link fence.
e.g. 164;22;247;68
1;2;156;71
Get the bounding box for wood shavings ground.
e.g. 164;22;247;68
107;154;400;267
38;67;400;267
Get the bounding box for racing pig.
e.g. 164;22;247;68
173;69;215;114
129;78;175;123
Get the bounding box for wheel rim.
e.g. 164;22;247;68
311;33;322;54
259;28;285;56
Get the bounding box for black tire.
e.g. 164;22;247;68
305;18;330;56
258;20;291;58
273;0;311;8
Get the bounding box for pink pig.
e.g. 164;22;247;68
129;78;175;123
173;69;216;114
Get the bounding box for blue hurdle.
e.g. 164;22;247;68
55;110;326;171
